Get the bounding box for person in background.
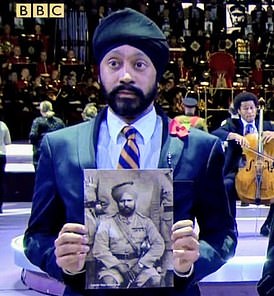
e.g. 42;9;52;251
23;8;237;296
29;100;65;170
208;39;235;89
174;95;208;132
0;120;11;213
36;50;53;77
81;103;98;121
212;91;274;234
208;39;236;109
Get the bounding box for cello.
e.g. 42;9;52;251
235;98;274;205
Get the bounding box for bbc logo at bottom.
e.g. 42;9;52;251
16;3;65;18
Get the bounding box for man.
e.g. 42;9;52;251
175;95;207;132
24;8;237;296
257;218;274;295
36;50;53;77
208;39;235;109
208;39;235;89
92;181;165;288
212;91;274;234
29;100;65;170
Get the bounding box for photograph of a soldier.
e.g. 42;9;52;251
83;169;173;289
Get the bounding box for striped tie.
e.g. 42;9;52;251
117;126;140;169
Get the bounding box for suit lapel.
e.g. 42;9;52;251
157;110;185;169
78;122;95;169
78;108;108;170
158;134;184;169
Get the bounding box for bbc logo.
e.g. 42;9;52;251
16;3;65;18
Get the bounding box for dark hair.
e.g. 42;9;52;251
233;91;258;111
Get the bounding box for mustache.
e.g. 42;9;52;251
110;84;144;98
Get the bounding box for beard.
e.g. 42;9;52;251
101;82;158;117
118;205;135;217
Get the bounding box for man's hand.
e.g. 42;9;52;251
262;131;274;144
115;263;135;284
131;262;143;277
171;220;199;274
228;132;250;147
54;223;90;273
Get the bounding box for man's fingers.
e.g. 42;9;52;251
59;223;88;236
172;220;193;232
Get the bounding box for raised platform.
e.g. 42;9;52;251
4;144;35;202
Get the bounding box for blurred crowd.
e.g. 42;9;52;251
0;0;274;139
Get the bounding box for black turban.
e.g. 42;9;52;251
92;8;169;81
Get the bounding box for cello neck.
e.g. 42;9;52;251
258;98;265;154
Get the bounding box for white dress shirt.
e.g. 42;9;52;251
241;118;257;135
97;107;162;169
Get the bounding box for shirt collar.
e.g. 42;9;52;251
241;118;255;127
107;106;157;144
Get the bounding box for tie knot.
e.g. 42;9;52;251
122;126;137;140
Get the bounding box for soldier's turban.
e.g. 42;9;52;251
111;181;137;202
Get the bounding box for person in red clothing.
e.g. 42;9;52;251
208;39;236;89
250;57;264;86
0;24;18;56
36;50;53;77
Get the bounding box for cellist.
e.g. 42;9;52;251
212;91;274;236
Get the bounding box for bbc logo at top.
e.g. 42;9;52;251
16;3;65;18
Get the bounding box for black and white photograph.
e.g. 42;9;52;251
84;169;174;290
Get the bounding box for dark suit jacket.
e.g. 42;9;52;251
24;107;237;296
257;219;274;296
212;118;274;176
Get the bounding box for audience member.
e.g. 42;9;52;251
187;0;205;37
81;103;98;121
29;100;65;169
251;3;267;40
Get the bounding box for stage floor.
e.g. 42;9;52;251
0;202;269;296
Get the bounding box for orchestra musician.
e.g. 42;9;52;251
208;39;235;89
208;39;236;108
2;45;30;77
0;24;18;56
36;50;53;77
61;49;81;65
212;91;274;235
